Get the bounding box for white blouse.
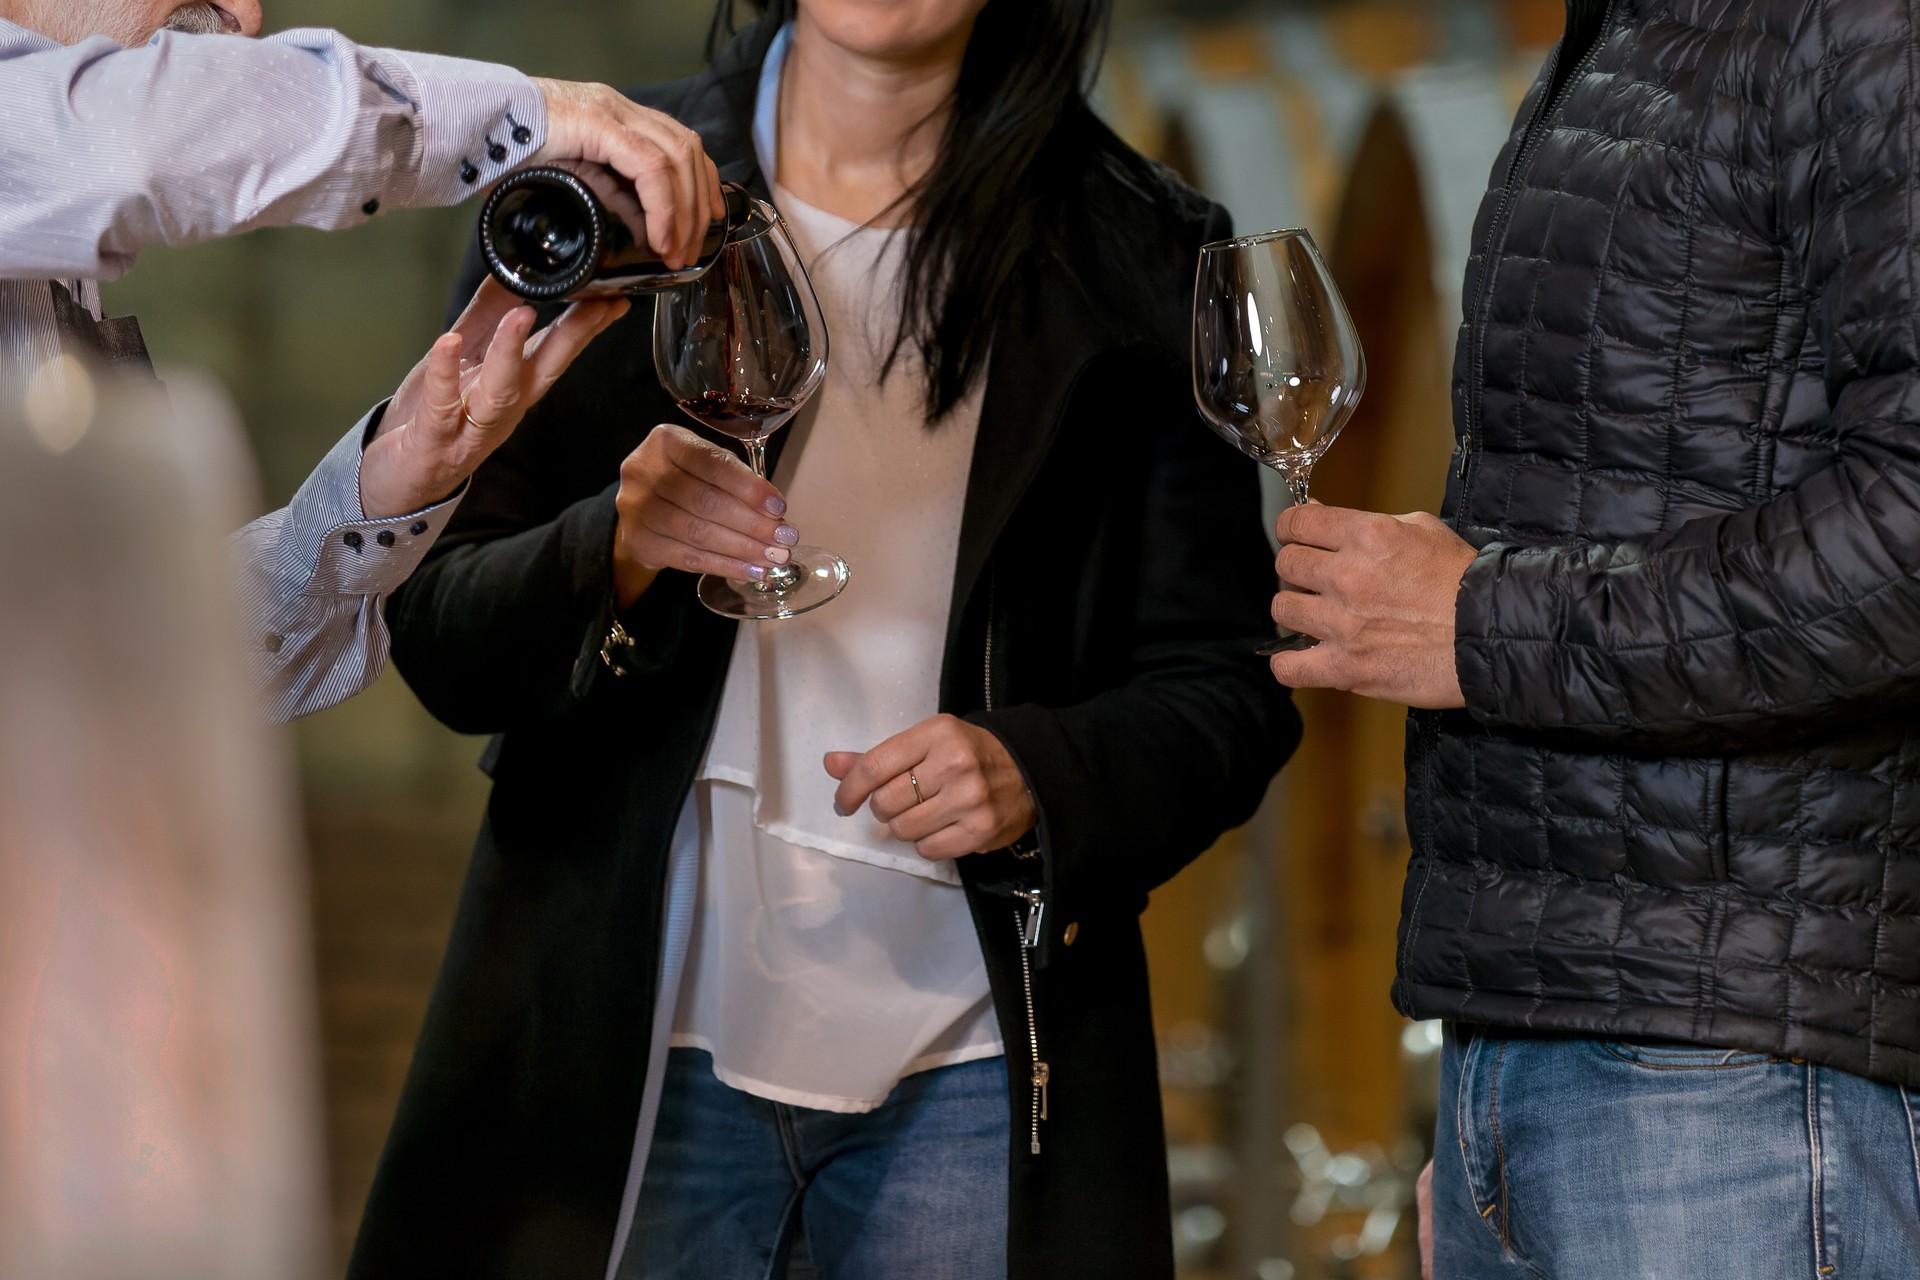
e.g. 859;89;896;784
667;177;1003;1113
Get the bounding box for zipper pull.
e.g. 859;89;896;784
1016;889;1047;949
1033;1061;1051;1122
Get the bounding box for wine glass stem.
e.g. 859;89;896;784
1284;470;1311;509
743;436;799;595
1271;467;1314;646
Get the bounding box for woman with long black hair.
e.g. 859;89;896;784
358;3;1300;1277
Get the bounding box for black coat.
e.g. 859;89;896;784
1399;0;1920;1088
354;28;1301;1279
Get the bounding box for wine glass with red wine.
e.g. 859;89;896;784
1193;229;1366;654
653;199;844;620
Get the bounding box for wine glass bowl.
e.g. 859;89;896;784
1192;229;1366;652
653;200;847;620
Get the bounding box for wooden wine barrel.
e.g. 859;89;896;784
1098;0;1559;550
1099;6;1558;1274
1097;0;1561;232
1262;73;1528;1204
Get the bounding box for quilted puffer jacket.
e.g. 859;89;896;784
1397;0;1920;1088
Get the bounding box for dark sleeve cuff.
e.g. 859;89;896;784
965;703;1071;963
1453;540;1514;723
564;484;698;698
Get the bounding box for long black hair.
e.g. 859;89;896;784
711;0;1113;418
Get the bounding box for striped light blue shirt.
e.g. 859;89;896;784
234;410;466;724
0;19;544;280
0;17;547;721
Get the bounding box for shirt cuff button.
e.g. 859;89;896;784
459;159;479;184
264;634;284;654
362;198;380;216
376;530;397;548
343;531;364;550
410;520;429;536
488;142;508;164
511;125;532;146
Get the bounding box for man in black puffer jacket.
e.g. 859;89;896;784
1270;0;1920;1273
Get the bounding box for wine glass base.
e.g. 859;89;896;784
698;546;850;621
1256;630;1320;657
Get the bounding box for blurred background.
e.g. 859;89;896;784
96;1;1567;1276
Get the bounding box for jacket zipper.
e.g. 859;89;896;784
1460;0;1618;487
1014;894;1049;1155
984;569;1051;1156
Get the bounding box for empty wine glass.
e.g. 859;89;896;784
654;200;846;620
1192;229;1366;654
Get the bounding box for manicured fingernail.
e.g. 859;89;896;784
833;801;849;817
765;496;787;517
775;524;799;547
746;565;766;582
766;546;790;565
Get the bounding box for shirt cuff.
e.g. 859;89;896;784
285;407;466;600
372;48;547;208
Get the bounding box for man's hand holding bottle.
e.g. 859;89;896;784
530;78;726;270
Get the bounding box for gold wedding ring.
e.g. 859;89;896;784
461;396;501;431
909;771;923;806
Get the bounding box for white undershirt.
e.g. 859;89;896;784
667;131;1001;1111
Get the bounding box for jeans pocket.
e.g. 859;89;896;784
1600;1038;1784;1070
1452;1032;1555;1276
1452;1034;1515;1251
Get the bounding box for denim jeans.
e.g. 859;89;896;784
623;1049;1009;1280
1433;1025;1920;1279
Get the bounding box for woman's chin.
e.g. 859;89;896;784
797;0;987;65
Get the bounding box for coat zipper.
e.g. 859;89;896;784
984;569;1051;1156
1460;0;1618;486
1014;894;1049;1155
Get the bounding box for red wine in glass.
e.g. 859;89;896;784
674;391;801;440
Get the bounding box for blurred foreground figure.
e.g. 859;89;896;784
1265;1;1920;1275
0;372;326;1280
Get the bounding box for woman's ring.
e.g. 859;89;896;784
909;771;923;806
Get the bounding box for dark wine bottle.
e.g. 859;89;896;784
478;161;757;302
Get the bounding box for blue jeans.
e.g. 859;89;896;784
624;1049;1009;1280
1433;1025;1920;1278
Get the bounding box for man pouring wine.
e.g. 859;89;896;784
0;0;725;720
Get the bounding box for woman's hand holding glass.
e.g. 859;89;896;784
824;715;1037;863
612;424;802;610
